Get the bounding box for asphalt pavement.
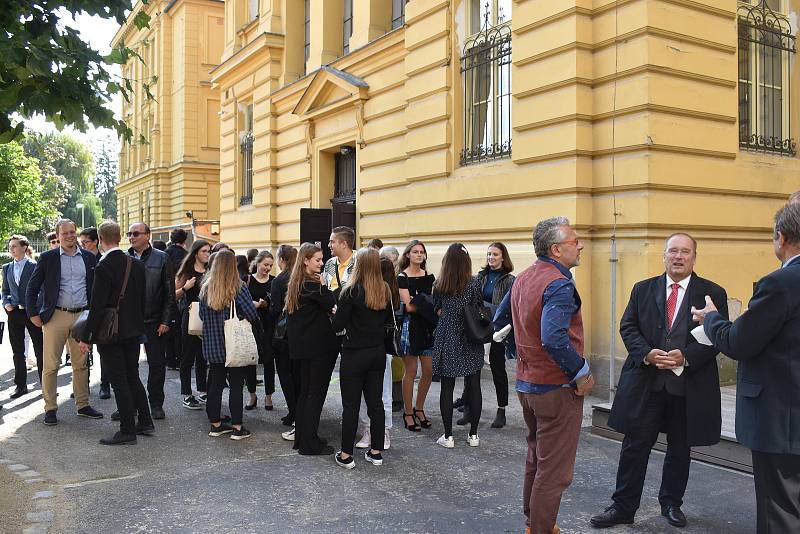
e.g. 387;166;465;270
0;340;757;533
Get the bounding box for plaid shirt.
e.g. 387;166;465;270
198;286;259;364
323;255;356;291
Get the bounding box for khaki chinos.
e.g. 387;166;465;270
42;309;89;412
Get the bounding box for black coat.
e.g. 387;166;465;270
129;245;175;325
287;281;337;360
704;256;800;455
79;250;146;344
609;272;728;447
25;247;96;323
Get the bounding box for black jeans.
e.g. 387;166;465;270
143;321;167;407
164;325;181;368
180;311;207;396
206;363;248;426
7;307;43;387
273;342;298;420
98;339;152;435
340;345;386;454
612;389;691;514
441;371;482;437
295;353;336;454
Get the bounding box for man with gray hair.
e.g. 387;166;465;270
692;202;800;533
510;216;594;534
379;245;400;267
789;190;799;205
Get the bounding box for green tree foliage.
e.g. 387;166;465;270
0;142;57;238
94;136;119;219
0;1;151;143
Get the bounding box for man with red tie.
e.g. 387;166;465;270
590;233;728;529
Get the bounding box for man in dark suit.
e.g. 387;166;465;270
2;234;43;397
693;203;800;534
79;226;111;399
78;221;152;445
164;228;189;369
127;222;175;420
591;233;728;529
25;219;103;426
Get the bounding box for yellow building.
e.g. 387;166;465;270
194;0;799;385
113;0;225;241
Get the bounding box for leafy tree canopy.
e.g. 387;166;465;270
0;142;57;238
0;1;151;143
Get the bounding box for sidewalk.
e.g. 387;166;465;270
0;337;756;533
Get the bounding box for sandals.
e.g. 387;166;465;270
414;409;432;429
403;413;421;432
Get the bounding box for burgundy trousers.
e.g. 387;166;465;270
518;387;584;534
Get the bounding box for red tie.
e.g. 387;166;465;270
666;283;680;328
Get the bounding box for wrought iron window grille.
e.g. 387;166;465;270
460;6;512;166
239;131;254;206
737;0;796;156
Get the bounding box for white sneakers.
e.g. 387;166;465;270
356;429;391;450
281;427;296;441
436;434;455;448
467;434;480;447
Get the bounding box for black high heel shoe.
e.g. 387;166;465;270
414;409;432;429
403;413;421;432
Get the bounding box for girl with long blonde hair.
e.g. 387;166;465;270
198;250;260;441
331;248;394;468
286;243;338;455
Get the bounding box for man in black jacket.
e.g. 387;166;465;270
26;219;103;426
79;226;112;399
78;221;151;445
693;203;800;534
127;222;175;420
165;228;188;369
591;233;728;529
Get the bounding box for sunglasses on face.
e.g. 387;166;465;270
127;231;147;238
50;240;59;245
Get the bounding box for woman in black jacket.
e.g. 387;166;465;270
270;245;298;430
459;242;515;429
331;248;394;468
286;243;338;456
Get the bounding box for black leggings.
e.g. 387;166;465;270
441;371;481;437
180;311;207;396
461;341;508;408
206;363;248;426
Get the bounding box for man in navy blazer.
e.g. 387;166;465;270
2;235;44;398
25;219;103;426
693;202;800;534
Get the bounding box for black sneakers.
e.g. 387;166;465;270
230;427;252;440
365;450;383;466
335;452;356;469
183;396;202;410
77;406;104;419
208;424;235;437
43;410;58;426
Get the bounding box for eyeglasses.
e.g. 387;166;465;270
557;239;581;247
49;240;59;245
126;231;147;238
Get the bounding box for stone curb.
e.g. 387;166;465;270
0;457;58;533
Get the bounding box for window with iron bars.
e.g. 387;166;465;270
737;0;796;156
460;3;512;166
239;104;254;206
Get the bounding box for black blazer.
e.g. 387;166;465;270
287;281;337;360
609;272;729;446
331;284;393;350
25;247;97;324
704;256;800;455
79;250;146;344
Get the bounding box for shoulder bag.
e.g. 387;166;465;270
463;283;493;344
384;293;401;356
224;298;258;367
72;256;132;344
188;301;203;336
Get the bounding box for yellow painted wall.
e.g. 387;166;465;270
113;0;224;234
208;0;799;386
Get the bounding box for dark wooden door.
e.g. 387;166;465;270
300;208;332;262
332;146;357;239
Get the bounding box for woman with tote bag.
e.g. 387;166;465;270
198;250;259;440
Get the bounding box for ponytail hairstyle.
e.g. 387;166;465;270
285;242;322;314
277;244;298;272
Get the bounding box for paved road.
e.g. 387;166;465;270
0;342;757;533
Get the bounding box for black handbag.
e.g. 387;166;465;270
384;295;400;356
273;309;288;341
72;256;132;344
464;300;493;343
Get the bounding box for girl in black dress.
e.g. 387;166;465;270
175;240;211;410
246;251;276;410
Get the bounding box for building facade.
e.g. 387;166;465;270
112;0;799;384
113;0;224;238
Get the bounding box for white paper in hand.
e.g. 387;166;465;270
691;325;713;346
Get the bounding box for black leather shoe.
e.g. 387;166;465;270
490;408;506;428
77;406;104;419
150;406;166;420
10;387;29;399
590;506;635;528
136;423;156;436
99;385;111;400
456;409;470;426
43;410;58;426
111;410;120;421
99;432;137;445
662;506;687;527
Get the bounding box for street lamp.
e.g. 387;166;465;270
76;202;85;229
